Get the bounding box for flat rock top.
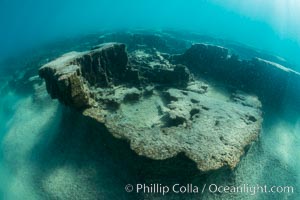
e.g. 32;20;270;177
97;84;262;172
39;42;263;172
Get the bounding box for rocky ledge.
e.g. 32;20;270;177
39;42;263;172
173;43;300;109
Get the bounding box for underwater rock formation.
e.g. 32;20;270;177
39;42;263;172
39;43;128;108
174;43;300;109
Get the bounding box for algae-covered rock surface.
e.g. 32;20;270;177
39;41;263;172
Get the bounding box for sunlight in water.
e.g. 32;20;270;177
212;0;300;39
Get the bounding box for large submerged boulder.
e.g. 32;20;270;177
39;42;263;172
